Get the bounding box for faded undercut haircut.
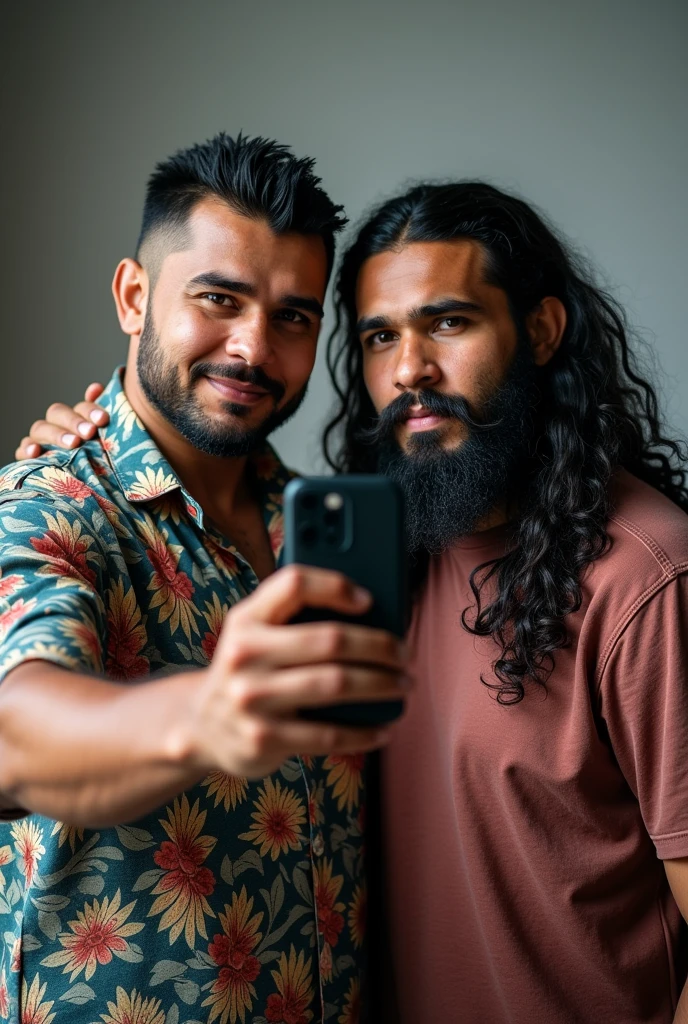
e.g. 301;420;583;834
135;132;347;281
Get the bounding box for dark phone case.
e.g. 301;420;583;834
283;475;407;727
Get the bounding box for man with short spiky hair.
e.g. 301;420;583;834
0;135;406;1022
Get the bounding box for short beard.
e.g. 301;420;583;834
365;343;538;554
136;310;308;458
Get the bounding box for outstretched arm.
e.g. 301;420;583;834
0;566;404;827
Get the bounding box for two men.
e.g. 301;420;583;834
10;137;688;1022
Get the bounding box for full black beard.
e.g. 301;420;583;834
368;345;538;553
137;310;308;457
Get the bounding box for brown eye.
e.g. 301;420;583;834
369;331;396;346
437;317;468;330
275;309;312;333
277;310;309;324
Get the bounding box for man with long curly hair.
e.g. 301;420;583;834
22;182;688;1023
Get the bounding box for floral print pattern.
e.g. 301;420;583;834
0;369;367;1021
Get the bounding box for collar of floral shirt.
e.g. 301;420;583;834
95;366;292;562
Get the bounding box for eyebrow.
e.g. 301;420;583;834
280;294;325;319
356;298;483;335
188;273;324;319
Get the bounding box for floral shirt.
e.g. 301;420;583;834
0;369;365;1024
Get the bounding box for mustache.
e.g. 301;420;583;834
357;388;503;446
189;361;285;403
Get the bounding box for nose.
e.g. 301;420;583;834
224;311;274;367
393;332;441;393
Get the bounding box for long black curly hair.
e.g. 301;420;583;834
324;182;688;704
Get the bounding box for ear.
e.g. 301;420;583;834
112;258;149;337
525;297;567;367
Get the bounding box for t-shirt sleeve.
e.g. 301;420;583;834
0;486;108;681
599;571;688;860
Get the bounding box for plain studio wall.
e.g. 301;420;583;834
1;0;686;472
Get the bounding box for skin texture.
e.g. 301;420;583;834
0;203;407;826
19;235;688;1018
356;239;565;532
356;239;565;451
117;198;328;579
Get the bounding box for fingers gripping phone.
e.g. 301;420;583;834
283;475;408;727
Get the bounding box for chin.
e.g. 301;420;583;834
405;429;461;456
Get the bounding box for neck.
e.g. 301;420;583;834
122;356;250;517
474;504;509;532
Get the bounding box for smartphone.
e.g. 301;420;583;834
283;475;407;727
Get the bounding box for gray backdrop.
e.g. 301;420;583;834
1;0;686;473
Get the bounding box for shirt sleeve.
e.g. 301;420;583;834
599;571;688;859
0;486;109;681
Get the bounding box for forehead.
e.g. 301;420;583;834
158;197;328;299
355;239;503;316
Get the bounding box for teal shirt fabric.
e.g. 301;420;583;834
0;369;366;1024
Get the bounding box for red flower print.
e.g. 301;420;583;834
137;517;199;641
238;777;306;861
0;599;37;643
105;579;149;680
40;468;94;504
265;945;314;1024
59;615;102;673
149;795;216;947
30;511;97;587
208;539;238;576
147;535;193;600
0;569;23;601
200;594;226;663
202;888;263;1024
21;972;57;1024
314;860;345;949
39;890;143;982
11;820;45;887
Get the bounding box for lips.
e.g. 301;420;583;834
205;375;270;405
403;406;448;432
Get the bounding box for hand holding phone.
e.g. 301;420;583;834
283;475;408;726
193;564;406;778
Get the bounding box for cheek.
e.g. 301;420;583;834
278;341;317;398
443;336;512;401
159;308;228;362
362;353;391;412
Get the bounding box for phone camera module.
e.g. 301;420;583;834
299;524;318;546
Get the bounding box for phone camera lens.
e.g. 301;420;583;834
324;510;339;527
299;525;317;546
300;493;317;511
324;492;343;510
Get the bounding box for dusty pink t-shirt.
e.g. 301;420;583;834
383;471;688;1023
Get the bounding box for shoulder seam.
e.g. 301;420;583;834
2;451;85;493
595;566;688;695
609;511;678;577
